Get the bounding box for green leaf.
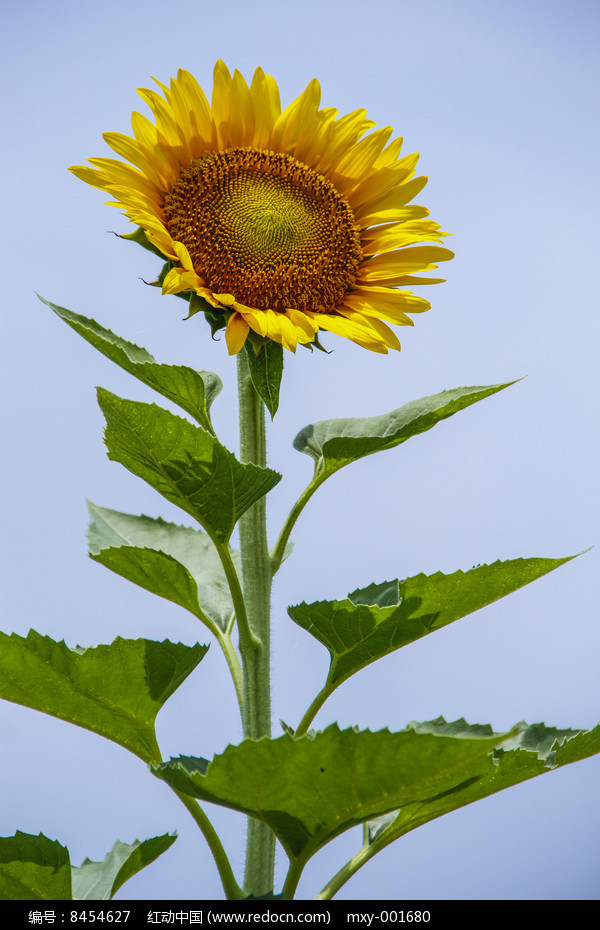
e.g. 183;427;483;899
71;834;176;900
0;632;207;762
289;556;574;688
153;719;600;868
40;297;222;432
151;722;510;861
362;718;600;854
0;832;72;900
245;340;284;418
87;503;241;632
97;389;281;542
0;831;178;901
293;382;516;476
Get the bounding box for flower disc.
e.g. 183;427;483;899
164;148;363;313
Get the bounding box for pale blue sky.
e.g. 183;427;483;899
1;0;599;900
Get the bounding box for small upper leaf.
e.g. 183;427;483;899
0;832;72;900
98;390;281;542
293;382;516;476
87;503;241;632
41;297;222;432
245;341;284;419
0;632;207;761
289;556;574;687
71;834;176;900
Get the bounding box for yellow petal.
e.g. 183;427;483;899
235;304;268;337
262;310;298;352
344;286;430;323
135;88;180;147
295;109;336;169
317;109;375;175
362;220;449;253
271;78;321;156
372;136;404;169
162;267;202;295
211;60;233;146
161;75;194;143
130;110;160;151
102;131;171;188
287;309;319;341
131;112;183;178
171;240;197;274
69;164;105;189
212;293;236;307
315;312;388;353
225;313;250;354
375;275;447;286
276;313;299;352
355;176;428;224
250;67;281;148
351;152;420;210
359;246;455;279
87;157;162;203
177;69;216;151
227;69;254;147
334;126;394;192
337;309;401;351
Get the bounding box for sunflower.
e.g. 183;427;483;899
71;61;453;355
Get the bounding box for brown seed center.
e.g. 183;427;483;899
163;147;362;312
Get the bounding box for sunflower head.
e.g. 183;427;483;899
71;61;453;355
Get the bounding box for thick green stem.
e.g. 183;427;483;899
237;351;276;896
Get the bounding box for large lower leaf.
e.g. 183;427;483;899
153;720;599;869
0;832;71;900
41;297;221;432
362;718;600;858
71;834;176;900
87;503;241;632
289;556;573;687
0;632;207;761
152;722;511;860
98;389;281;542
293;382;515;476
